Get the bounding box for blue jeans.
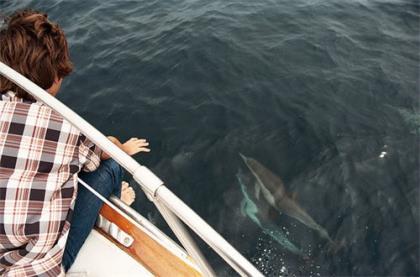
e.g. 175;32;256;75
62;159;123;272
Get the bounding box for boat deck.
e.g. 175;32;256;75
68;203;202;276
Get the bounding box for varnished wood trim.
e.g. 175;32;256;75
97;203;202;277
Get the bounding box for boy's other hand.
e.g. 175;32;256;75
122;138;150;156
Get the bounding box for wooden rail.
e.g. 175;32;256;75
97;203;202;277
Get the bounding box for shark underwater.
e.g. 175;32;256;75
239;153;333;245
237;171;304;256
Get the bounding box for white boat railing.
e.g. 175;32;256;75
0;62;263;277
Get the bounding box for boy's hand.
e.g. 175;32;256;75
102;136;150;160
122;138;150;156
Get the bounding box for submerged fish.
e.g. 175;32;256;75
237;171;303;256
239;153;333;243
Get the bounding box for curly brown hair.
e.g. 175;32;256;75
0;10;73;100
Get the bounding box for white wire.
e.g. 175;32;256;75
77;177;204;271
76;177;137;226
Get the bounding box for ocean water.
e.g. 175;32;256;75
1;0;419;276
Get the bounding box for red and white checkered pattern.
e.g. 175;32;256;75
0;91;102;276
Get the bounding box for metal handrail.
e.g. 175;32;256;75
0;62;263;277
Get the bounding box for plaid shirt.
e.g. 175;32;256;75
0;91;102;276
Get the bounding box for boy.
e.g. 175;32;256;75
0;10;149;276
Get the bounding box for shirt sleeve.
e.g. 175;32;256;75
78;134;102;172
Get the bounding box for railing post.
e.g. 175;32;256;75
155;186;264;277
153;199;216;277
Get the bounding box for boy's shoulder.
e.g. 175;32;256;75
1;98;81;141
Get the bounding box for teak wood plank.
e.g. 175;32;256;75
97;203;202;277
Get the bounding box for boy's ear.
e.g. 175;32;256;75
47;77;63;96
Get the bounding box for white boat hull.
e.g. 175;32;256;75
68;229;153;277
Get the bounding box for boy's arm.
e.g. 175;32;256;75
102;136;150;160
79;135;102;172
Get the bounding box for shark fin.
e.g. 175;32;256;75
327;237;347;254
254;182;261;200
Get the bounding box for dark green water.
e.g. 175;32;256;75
1;0;419;276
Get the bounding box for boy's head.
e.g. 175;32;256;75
0;10;73;100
